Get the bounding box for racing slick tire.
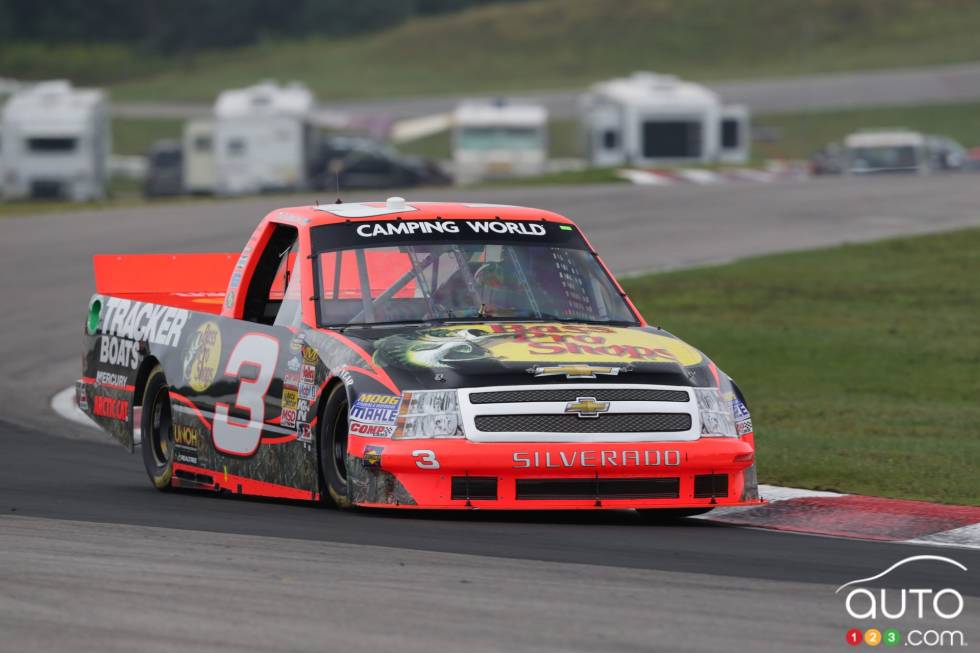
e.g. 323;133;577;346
317;383;352;509
140;366;174;491
636;508;713;522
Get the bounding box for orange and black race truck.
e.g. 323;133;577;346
77;197;761;516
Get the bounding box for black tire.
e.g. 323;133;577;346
140;366;173;491
636;508;713;522
317;384;351;508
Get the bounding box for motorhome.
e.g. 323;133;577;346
580;72;749;167
213;82;315;195
452;100;547;185
1;80;110;201
182;118;216;194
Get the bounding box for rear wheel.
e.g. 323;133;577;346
317;384;351;508
636;508;713;522
140;366;173;491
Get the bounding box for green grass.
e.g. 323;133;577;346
756;102;980;159
621;229;980;505
6;0;980;103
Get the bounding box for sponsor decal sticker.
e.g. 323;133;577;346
93;395;129;421
283;370;301;388
298;382;317;401
287;357;301;372
362;444;384;468
350;422;395;437
296;399;312;424
99;297;188;346
350;394;401;425
182;321;222;392
282;388;299;411
736;418;754;436
301;346;319;365
731;397;750;421
281;407;297;429
99;335;140;369
297;422;312;443
95;370;129;387
354;220;547;239
301;364;316;384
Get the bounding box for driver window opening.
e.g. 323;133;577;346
242;224;299;325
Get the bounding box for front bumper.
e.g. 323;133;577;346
347;436;761;510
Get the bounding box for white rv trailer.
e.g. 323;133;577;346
182;118;216;194
213;81;315;195
1;80;110;201
452;99;547;185
580;72;749;167
844;129;928;174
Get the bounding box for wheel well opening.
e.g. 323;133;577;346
134;356;161;406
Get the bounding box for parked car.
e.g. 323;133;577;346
143;140;183;198
313;136;450;191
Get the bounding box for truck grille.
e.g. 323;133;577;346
469;388;689;404
474;413;691;433
459;383;699;443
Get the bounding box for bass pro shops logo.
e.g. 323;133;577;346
837;555;968;648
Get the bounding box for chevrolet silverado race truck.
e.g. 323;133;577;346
77;197;760;516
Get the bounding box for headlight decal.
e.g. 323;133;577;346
392;390;465;439
693;387;737;437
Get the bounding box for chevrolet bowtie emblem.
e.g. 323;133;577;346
529;364;622;379
564;396;610;418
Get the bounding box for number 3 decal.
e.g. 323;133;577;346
213;334;280;456
412;449;440;470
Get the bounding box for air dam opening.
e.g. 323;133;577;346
451;476;498;500
693;474;729;498
516;477;680;500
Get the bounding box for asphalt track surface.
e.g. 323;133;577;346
2;175;980;652
112;61;980;121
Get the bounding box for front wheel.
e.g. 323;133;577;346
635;508;713;522
317;384;351;508
140;366;173;491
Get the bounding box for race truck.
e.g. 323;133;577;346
77;197;761;516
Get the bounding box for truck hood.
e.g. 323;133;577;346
332;322;715;391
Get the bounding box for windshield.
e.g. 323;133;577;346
311;219;638;327
849;145;920;170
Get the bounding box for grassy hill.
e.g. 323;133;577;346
623;228;980;505
6;0;980;103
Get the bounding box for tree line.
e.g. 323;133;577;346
0;0;524;53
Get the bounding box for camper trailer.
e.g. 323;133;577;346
1;80;110;201
213;82;315;195
452;100;547;185
182;118;216;195
580;72;749;167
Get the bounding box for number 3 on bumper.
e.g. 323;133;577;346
412;449;440;470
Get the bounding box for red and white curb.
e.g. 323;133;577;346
617;166;809;186
699;486;980;550
51;386;979;548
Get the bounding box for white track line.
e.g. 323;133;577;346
50;386;99;429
